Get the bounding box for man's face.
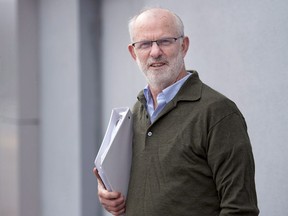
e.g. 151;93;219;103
135;40;185;91
128;10;189;91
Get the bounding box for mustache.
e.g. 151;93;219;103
147;57;168;65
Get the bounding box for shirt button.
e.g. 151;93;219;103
147;131;153;137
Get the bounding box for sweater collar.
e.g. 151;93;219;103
137;70;202;105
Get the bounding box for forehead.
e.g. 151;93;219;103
132;10;178;39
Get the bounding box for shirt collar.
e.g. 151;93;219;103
143;72;192;104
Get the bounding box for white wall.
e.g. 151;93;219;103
0;0;40;215
101;0;288;215
39;0;102;215
0;2;20;216
39;0;82;215
1;0;102;215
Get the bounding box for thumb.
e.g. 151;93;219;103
93;167;106;189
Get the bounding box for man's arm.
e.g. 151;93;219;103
207;113;259;215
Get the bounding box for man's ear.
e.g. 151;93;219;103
181;36;190;57
128;44;137;60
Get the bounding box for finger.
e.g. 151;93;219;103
104;196;126;215
93;167;106;188
98;187;122;200
97;178;105;189
100;194;125;207
109;206;126;216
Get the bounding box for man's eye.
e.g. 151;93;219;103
158;39;172;46
139;41;152;49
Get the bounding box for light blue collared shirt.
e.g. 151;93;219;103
143;72;192;123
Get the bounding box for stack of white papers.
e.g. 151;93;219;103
94;107;133;197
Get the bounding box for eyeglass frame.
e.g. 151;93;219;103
131;35;184;50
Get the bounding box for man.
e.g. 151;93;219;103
94;7;259;216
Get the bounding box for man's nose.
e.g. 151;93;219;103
149;41;162;58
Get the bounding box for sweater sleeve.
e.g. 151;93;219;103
207;112;259;216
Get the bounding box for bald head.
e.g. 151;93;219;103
128;8;184;42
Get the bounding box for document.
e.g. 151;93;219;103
94;107;133;197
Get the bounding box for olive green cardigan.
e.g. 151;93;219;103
126;71;259;216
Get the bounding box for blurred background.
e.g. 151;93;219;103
0;0;287;216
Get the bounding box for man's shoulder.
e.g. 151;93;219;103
196;83;246;129
182;72;238;111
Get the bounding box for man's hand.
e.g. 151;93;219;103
93;167;126;216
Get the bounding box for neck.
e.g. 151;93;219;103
148;70;187;109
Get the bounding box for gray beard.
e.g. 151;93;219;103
137;53;185;91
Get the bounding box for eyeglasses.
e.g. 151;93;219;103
131;36;183;50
